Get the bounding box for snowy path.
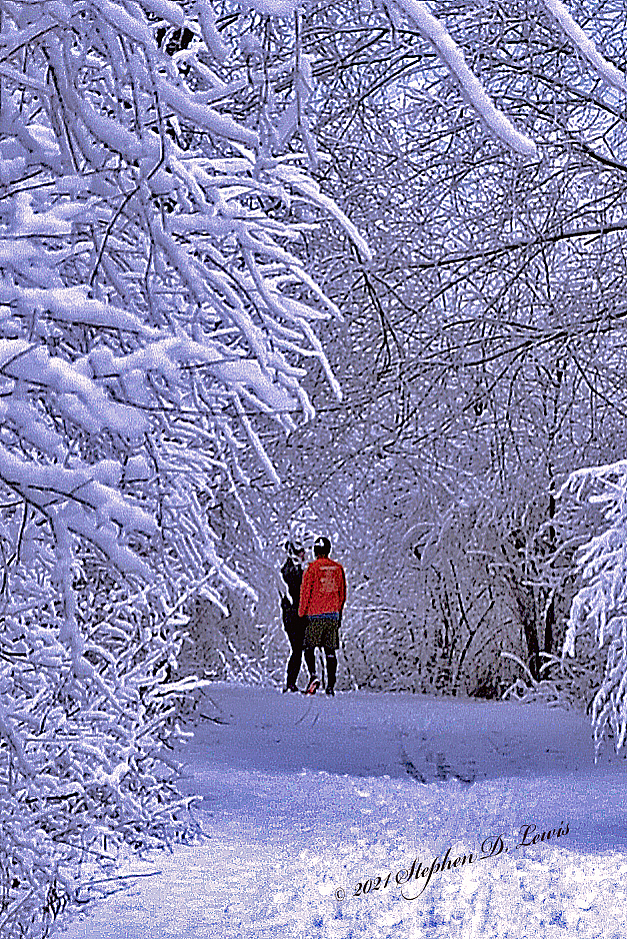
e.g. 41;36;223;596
54;685;627;938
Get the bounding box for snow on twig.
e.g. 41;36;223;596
393;0;539;159
542;0;627;94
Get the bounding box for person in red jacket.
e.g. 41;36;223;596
298;536;346;696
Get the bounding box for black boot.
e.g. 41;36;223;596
325;650;337;695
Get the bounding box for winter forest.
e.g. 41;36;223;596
2;0;627;935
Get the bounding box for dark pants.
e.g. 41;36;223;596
282;607;306;687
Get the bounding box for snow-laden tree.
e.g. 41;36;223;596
562;462;627;752
0;0;377;933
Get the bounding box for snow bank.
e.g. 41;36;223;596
54;685;627;939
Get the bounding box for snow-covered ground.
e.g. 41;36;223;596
54;684;627;938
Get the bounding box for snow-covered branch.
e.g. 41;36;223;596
542;0;627;94
392;0;539;158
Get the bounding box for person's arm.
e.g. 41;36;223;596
339;565;347;612
282;559;301;606
298;565;312;617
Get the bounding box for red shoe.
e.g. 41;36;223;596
304;676;320;695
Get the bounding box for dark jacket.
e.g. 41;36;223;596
281;557;303;614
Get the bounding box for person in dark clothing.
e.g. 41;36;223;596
280;541;307;692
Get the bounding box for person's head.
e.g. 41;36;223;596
313;536;331;558
286;540;305;561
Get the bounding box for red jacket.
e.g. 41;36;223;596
298;557;346;617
